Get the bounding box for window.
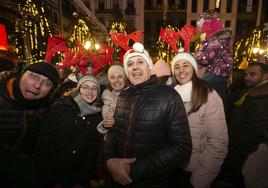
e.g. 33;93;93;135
99;3;105;10
179;19;186;28
226;0;232;12
157;0;163;5
145;0;153;9
145;20;151;33
126;20;135;33
246;0;253;12
238;0;247;12
191;20;196;27
203;0;209;11
225;20;231;27
192;0;197;12
53;11;59;24
179;0;187;9
127;0;134;8
156;19;163;31
168;0;175;7
215;0;221;12
215;0;221;8
113;0;119;9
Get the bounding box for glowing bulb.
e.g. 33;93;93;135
95;43;100;50
259;49;264;55
84;41;91;50
253;47;259;54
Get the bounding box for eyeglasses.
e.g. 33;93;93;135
26;71;53;88
80;86;98;93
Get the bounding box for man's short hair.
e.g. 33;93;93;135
248;63;268;74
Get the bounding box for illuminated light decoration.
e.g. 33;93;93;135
234;27;262;68
95;43;100;50
155;25;180;63
70;19;92;50
109;22;127;62
14;0;52;63
84;41;91;50
252;47;259;54
0;24;8;51
259;49;265;55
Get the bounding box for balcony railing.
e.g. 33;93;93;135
95;8;122;14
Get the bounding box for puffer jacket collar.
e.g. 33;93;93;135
128;75;159;95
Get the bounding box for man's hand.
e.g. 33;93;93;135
106;158;136;185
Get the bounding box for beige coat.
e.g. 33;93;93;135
185;90;228;188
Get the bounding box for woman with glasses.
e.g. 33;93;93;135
35;74;103;188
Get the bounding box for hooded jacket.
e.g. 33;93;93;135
195;28;233;77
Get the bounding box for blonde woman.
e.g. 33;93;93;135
97;64;127;136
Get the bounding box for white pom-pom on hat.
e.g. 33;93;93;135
132;42;144;53
123;42;153;76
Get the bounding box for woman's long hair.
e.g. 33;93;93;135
172;70;213;115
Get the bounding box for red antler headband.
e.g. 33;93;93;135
160;24;196;53
110;31;143;51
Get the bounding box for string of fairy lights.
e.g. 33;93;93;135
109;22;127;61
233;27;262;69
70;19;92;48
14;0;51;63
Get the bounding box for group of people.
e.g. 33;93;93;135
0;10;268;188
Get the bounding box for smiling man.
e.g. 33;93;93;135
0;61;60;188
104;42;192;188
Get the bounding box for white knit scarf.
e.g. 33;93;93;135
174;81;193;102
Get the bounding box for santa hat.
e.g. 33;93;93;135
151;59;171;77
171;52;198;75
123;42;153;76
77;74;100;93
107;64;125;81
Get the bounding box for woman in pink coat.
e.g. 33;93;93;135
171;52;228;188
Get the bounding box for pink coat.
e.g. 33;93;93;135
184;90;228;188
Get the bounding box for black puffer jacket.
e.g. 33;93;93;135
104;76;192;188
35;94;102;187
0;74;46;155
0;73;49;188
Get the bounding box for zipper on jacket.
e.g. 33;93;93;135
123;96;137;157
